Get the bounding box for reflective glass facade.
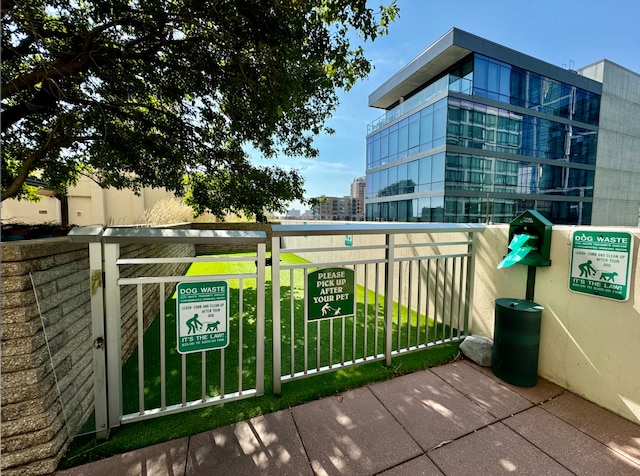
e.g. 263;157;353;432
366;53;601;225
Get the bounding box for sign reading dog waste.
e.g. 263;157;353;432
569;230;634;301
176;281;229;354
307;268;354;320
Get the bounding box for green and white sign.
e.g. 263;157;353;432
307;267;354;320
176;281;229;354
569;230;634;301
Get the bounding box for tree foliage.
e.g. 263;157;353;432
1;0;397;220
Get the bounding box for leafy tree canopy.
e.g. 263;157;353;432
1;0;397;220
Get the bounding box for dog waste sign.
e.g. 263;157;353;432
569;230;634;301
176;281;229;354
307;267;354;320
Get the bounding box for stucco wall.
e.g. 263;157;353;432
471;225;640;425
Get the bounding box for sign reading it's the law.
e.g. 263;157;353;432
569;230;633;301
307;268;354;320
176;281;229;354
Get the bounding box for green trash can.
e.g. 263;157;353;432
492;298;543;387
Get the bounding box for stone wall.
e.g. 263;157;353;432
2;238;91;475
1;236;195;475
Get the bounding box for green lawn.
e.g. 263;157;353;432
60;253;461;469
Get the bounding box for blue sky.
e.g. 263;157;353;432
266;0;640;212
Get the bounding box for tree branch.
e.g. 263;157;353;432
1;126;72;200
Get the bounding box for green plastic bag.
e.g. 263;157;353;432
497;234;534;269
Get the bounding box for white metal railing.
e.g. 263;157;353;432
270;222;485;394
71;223;484;436
71;227;266;437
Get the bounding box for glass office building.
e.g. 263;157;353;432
365;29;603;224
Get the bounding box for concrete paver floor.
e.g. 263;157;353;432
56;359;640;475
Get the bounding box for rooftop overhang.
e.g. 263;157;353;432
369;28;602;110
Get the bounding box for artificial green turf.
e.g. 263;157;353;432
59;253;461;469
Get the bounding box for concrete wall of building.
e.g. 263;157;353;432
581;60;640;226
2;176;175;226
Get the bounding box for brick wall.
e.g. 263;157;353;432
1;236;195;475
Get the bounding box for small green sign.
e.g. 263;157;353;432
569;230;634;301
307;267;354;320
176;281;229;354
344;235;353;247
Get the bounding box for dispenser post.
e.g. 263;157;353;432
526;265;537;301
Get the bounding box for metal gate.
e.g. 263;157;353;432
72;227;266;438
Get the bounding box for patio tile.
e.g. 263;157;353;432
431;360;533;419
504;406;640;475
463;359;565;404
56;437;189;476
291;386;422;476
369;367;495;451
376;455;444;475
186;410;312;475
542;392;640;466
428;422;572;475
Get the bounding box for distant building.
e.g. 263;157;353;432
285;209;301;218
365;28;640;225
311;176;366;221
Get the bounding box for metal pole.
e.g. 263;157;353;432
384;234;395;366
271;236;282;395
526;266;537;302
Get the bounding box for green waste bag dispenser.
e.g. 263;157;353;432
493;210;553;387
498;209;552;269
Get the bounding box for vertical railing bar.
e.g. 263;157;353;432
374;262;380;357
316;320;321;371
352;266;357;363
407;260;413;350
256;242;266;396
341;315;345;365
104;242;122;429
425;259;431;344
384;234;395;366
449;258;457;341
238;279;244;395
136;284;145;414
363;264;369;360
290;268;295;377
434;258;440;343
181;354;187;406
304;268;309;374
159;284;166;411
88;241;108;438
416;259;422;348
201;351;207;401
220;347;225;399
396;260;402;352
458;255;466;338
329;317;334;368
271;236;282;394
442;259;448;343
